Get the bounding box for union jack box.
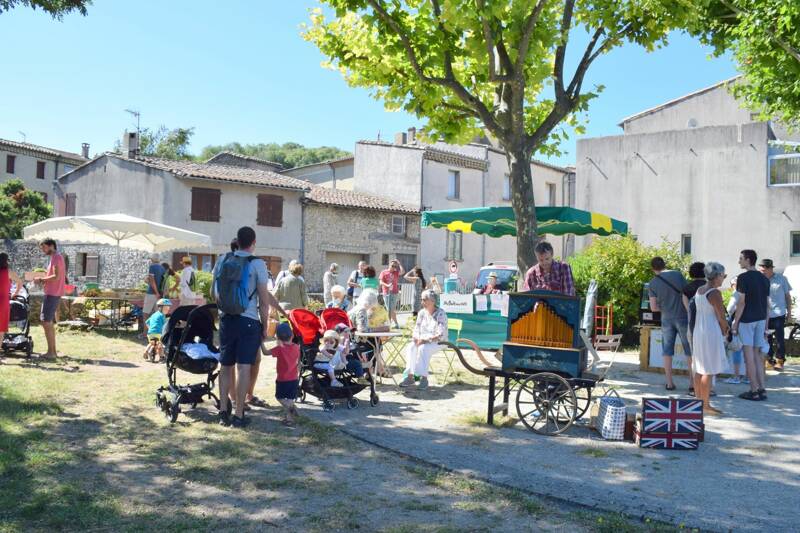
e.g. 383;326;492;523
641;397;703;433
634;419;700;450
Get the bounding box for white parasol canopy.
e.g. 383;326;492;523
23;213;212;253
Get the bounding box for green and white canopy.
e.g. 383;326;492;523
421;206;628;238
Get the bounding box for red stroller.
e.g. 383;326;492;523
287;308;378;411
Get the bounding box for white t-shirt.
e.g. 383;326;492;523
180;266;197;300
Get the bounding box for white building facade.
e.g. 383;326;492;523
1;138;88;204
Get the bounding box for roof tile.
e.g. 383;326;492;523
306;186;418;214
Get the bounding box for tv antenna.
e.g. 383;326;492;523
124;108;141;138
18;131;26;142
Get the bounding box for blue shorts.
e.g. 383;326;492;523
219;315;261;366
739;320;769;353
384;293;398;312
661;316;691;356
40;295;61;323
275;379;298;400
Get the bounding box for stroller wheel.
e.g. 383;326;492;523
26;341;33;358
168;399;180;423
347;397;359;409
322;400;335;412
370;394;379;407
299;390;307;403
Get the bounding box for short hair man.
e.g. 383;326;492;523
732;249;771;401
34;238;66;358
648;256;692;392
758;259;793;371
522;241;575;296
142;254;166;336
379;259;405;329
347;261;367;303
323;263;339;305
214;226;286;427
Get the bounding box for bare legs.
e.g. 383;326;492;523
663;355;674;388
693;372;720;415
41;320;57;357
235;363;251;419
743;345;765;392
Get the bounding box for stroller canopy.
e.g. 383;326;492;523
320;308;351;332
288;309;322;345
162;304;217;348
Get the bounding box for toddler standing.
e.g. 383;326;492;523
265;322;300;426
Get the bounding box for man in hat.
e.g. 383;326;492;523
142;254;166;336
481;272;500;294
179;256;198;306
759;259;793;371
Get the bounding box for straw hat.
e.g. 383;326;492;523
488;272;498;279
181;256;192;265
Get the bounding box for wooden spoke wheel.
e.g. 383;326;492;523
572;386;592;421
515;372;577;435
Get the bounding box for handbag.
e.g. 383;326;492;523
597;389;627;441
726;332;743;353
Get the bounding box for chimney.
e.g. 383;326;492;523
407;127;416;144
122;130;139;158
81;143;90;159
394;132;407;145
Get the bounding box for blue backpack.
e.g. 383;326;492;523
214;253;258;315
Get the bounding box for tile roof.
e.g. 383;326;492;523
305;186;418;214
0;138;88;164
108;153;310;191
280;155;354;173
205;151;284;169
357;139;488;170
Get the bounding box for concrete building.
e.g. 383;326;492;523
281;156;355;189
1;138;88;204
57;151;309;274
576;78;800;276
205;151;284;172
302;187;419;292
349;131;575;283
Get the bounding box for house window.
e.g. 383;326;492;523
65;193;77;216
791;232;800;257
446;230;463;261
36;161;46;179
76;252;99;280
191;187;221;222
396;253;416;274
381;253;390;266
547;183;557;206
447;170;460;200
6;155;15;174
503;174;511;201
681;234;692;256
391;215;406;236
257;194;283;227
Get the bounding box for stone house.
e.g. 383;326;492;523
302;187;419;292
576;78;800;276
1;138;88;204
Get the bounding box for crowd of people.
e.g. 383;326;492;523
648;249;792;415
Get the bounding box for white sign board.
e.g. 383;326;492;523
647;328;689;371
475;295;488;312
440;293;474;315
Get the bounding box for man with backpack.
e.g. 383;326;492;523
214;226;286;428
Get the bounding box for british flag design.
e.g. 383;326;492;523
641;398;703;433
635;428;700;450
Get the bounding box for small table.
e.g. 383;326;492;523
355;331;404;386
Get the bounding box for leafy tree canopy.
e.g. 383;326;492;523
113;125;196;161
0;179;52;239
198;142;351;169
0;0;89;18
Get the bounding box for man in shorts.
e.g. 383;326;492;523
648;256;692;391
379;259;404;329
214;226;286;428
34;238;66;358
732;249;771;401
142;255;165;336
759;259;792;371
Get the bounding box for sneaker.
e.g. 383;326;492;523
710;390;717;397
774;360;785;371
724;377;741;384
230;416;251;428
399;375;416;388
757;388;767;401
741;376;750;385
417;376;429;390
219;410;231;427
331;379;344;388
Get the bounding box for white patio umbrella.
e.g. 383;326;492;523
23;213;212;254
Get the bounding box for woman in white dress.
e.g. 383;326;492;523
179;256;199;306
692;262;730;416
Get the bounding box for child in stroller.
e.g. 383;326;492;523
315;330;346;387
143;298;171;363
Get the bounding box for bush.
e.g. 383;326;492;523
568;235;689;334
191;269;214;301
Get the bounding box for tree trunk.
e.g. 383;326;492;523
507;146;540;275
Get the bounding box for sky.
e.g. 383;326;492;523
0;1;738;167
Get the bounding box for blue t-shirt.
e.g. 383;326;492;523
213;251;270;321
146;310;165;335
147;263;166;295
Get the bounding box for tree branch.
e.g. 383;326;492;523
515;0;549;73
719;0;800;63
553;0;576;102
476;0;515;82
566;26;606;98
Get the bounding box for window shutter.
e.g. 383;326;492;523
258;194;283;227
36;161;46;179
257;195;265;226
6;155;15;174
210;190;221;222
65;194;77;216
85;255;99;281
191;188;221;222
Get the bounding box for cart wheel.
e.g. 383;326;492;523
370;394;379;407
347;397;359;409
322;400;335;412
572;386;592;421
515;372;577;435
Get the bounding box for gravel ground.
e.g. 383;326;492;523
299;346;800;532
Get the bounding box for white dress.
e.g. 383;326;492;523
180;266;197;301
691;288;727;375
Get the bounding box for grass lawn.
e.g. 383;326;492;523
1;328;677;532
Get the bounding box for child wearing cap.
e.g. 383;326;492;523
265;322;301;426
143;298;171;363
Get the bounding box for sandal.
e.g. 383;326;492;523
247;396;269;408
665;384;676;391
738;390;762;401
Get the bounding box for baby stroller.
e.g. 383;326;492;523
288;308;378;411
155;304;220;423
2;288;33;358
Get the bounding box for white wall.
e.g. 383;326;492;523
353;143;423;206
1;149;76;202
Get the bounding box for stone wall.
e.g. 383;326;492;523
302;205;420;292
1;239;151;289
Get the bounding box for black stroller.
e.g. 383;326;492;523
2;288;33;358
288;308;378;412
155;304;220;423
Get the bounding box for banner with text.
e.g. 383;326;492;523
440;293;474;315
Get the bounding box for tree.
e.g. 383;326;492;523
0;0;89;18
198;142;352;169
304;1;698;272
114;125;195;160
696;1;800;128
0;179;52;239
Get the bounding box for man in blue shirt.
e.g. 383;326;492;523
143;254;166;337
